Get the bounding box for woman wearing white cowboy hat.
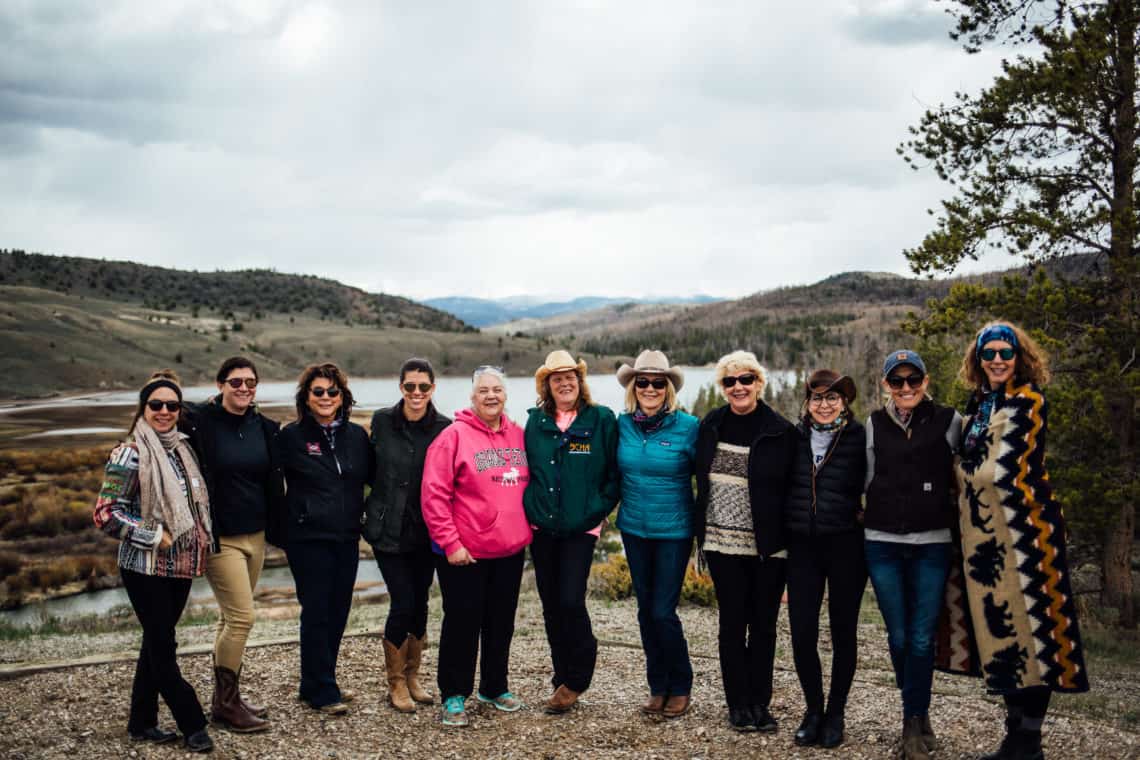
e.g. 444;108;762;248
614;350;700;719
523;350;621;714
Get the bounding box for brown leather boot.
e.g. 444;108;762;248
383;638;415;713
404;634;434;705
236;665;268;718
211;666;270;733
901;715;931;760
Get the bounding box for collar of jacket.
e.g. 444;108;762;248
705;400;787;437
206;393;264;419
299;411;346;438
389;400;440;431
528;403;596;431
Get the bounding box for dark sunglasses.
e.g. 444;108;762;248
402;382;433;393
721;374;757;389
224;377;258;389
886;374;926;390
980;347;1016;361
146;400;181;412
634;377;669;390
310;387;341;398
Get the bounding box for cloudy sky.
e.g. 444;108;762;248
1;1;1017;300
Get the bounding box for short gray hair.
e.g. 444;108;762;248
471;364;507;385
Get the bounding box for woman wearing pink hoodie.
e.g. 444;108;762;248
421;365;533;728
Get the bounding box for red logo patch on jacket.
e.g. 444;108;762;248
306;442;322;455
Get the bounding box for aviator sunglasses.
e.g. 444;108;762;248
310;387;341;398
980;347;1017;361
224;377;258;389
721;374;757;389
146;400;181;412
634;377;669;390
886;374;926;390
402;382;433;393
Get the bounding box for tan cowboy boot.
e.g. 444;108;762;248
404;634;434;705
383;638;415;713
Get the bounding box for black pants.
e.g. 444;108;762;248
530;530;598;693
286;540;359;707
121;568;207;737
434;550;524;700
705;551;787;710
373;546;435;644
786;531;867;714
1005;686;1052;731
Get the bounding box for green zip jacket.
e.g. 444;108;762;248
522;403;621;536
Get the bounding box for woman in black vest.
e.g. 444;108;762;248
785;369;866;749
278;363;374;715
863;350;961;760
364;358;451;714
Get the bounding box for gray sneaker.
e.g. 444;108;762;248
477;691;523;712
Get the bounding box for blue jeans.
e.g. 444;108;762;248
621;532;694;696
864;540;951;718
287;540;359;707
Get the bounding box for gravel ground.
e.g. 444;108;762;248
1;590;1137;759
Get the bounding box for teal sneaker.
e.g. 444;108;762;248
477;691;523;712
441;695;468;727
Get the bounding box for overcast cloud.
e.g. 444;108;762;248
1;0;1015;300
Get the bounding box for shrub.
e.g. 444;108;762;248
0;550;21;581
681;563;717;607
589;554;633;600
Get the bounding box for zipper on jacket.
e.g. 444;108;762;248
810;425;845;527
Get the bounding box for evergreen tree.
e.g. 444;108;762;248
901;0;1138;625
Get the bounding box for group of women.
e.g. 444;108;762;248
94;319;1087;758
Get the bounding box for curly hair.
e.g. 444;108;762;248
294;362;354;422
537;369;595;415
960;320;1052;389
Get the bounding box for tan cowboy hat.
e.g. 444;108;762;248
616;349;685;392
534;349;588;396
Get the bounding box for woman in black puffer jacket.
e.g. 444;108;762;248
784;369;867;751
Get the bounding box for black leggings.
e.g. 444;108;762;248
786;531;867;714
373;547;435;644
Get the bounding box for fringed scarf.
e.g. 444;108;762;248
134;420;212;543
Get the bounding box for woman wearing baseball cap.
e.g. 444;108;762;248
863;350;962;760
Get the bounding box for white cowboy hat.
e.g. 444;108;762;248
534;349;588;397
615;349;684;392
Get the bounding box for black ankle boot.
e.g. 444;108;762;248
819;708;845;748
794;711;822;746
184;729;214;753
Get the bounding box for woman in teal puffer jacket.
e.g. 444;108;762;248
615;350;700;720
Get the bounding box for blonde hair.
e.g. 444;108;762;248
624;377;679;414
714;350;767;402
960;320;1052;389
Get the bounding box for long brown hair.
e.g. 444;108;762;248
131;369;182;435
960;320;1052;389
294;362;354;422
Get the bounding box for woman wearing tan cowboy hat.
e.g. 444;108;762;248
614;349;700;719
523;350;621;714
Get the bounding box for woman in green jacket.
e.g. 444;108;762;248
523;350;620;715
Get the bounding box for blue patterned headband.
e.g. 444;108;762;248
975;324;1019;353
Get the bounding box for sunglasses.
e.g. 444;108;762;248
886;374;926;390
146;400;181;412
634;377;669;390
402;382;433;393
310;387;341;398
224;377;258;389
980;347;1016;361
721;374;757;389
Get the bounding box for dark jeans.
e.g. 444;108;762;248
530;530;598;693
864;540;951;718
621;532;694;697
434;550;525;700
372;546;435;644
704;551;787;710
286;540;359;707
120;568;207;737
786;532;867;714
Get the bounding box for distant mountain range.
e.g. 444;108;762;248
423;294;721;327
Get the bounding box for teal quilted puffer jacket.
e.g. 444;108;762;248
615;410;699;540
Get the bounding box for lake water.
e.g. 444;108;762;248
0;366;797;625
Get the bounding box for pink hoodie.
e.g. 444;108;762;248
421;408;533;559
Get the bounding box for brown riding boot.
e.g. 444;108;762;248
901;715;931;760
211;666;271;733
383;638;415;713
236;665;268;718
404;634;434;705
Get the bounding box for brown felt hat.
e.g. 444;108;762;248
805;368;857;403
